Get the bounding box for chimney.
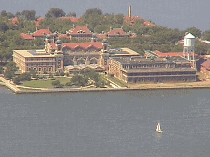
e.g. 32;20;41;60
128;6;131;20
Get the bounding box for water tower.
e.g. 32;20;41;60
183;32;195;68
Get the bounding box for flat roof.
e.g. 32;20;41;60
109;48;140;56
14;50;56;58
124;68;196;73
111;56;190;64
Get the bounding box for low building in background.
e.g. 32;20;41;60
21;28;55;41
109;56;196;83
96;27;136;39
67;26;93;40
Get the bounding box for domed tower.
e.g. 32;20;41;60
100;39;110;66
102;39;108;53
44;35;51;53
55;39;64;71
183;32;195;68
55;39;62;52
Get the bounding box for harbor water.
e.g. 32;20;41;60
0;86;210;157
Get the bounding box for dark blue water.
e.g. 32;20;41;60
0;86;210;157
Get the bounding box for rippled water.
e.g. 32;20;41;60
0;86;210;157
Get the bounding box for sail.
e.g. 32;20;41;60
156;123;163;133
156;123;161;131
158;123;160;130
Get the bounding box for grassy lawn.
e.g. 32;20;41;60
21;77;71;88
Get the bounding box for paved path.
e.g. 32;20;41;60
0;77;21;93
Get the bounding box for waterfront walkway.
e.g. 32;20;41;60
1;75;210;94
0;76;21;93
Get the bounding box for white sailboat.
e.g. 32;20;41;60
156;123;163;133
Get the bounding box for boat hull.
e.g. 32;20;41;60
156;130;163;133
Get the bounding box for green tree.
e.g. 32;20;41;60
80;8;103;31
71;74;88;87
15;11;21;17
195;40;208;55
66;12;76;17
12;76;21;85
51;79;63;88
0;66;3;74
202;30;210;41
1;10;7;17
45;8;66;18
184;27;201;38
6;12;15;19
4;62;18;79
19;72;31;81
0;21;9;32
21;10;36;21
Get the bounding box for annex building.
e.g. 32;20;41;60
109;56;197;83
13;49;63;74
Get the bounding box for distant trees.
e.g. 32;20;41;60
40;18;73;33
1;10;7;17
79;8;103;31
21;10;36;21
45;8;66;18
184;27;202;38
195;40;208;55
202;30;210;41
66;12;76;17
0;10;15;19
0;21;9;32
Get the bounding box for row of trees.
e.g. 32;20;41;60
1;9;76;21
0;8;210;62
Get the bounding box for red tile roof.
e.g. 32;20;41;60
107;28;129;36
144;21;155;27
36;17;44;27
59;17;81;23
50;43;58;50
154;50;183;57
130;34;137;38
154;50;197;57
124;16;142;26
58;34;69;39
96;33;108;39
176;39;184;45
21;33;34;40
201;60;210;70
49;42;103;51
69;26;92;35
32;29;54;37
62;42;103;50
11;17;19;27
